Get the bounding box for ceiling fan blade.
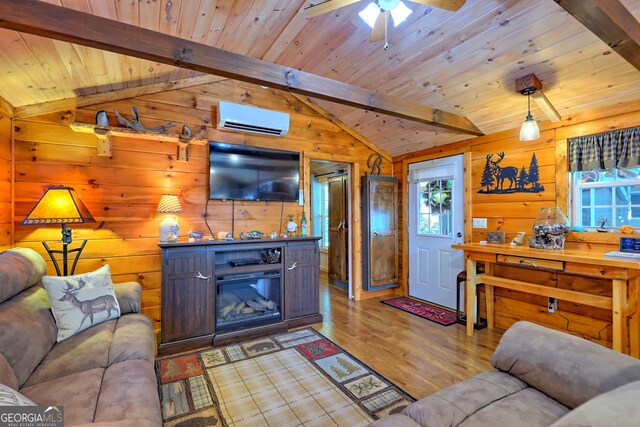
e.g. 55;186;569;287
370;11;388;42
409;0;466;12
304;0;363;17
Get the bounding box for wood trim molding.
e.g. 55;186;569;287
303;151;363;301
14;75;226;118
0;95;14;118
554;0;640;72
0;0;483;136
291;94;392;162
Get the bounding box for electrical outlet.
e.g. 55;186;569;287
548;297;558;313
473;218;487;229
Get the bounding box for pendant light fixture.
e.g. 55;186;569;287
519;87;540;141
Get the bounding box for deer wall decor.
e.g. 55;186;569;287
478;151;544;194
59;279;120;332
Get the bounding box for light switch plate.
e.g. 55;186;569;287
298;189;304;206
473;218;488;229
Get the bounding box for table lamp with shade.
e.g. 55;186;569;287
157;194;183;242
22;185;95;276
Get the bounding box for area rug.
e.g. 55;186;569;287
381;296;457;326
156;328;415;426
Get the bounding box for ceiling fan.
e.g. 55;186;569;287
304;0;466;49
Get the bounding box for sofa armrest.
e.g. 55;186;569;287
113;282;141;314
491;321;640;409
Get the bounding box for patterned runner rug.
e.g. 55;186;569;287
157;328;415;426
381;296;457;326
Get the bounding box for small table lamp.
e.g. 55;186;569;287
22;185;96;276
157;194;183;242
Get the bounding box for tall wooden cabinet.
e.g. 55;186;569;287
328;175;349;286
362;175;399;291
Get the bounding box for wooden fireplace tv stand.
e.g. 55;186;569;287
158;237;322;355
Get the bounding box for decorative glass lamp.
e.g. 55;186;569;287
22;185;95;276
157;194;183;242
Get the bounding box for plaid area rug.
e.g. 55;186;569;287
381;297;457;326
156;328;415;426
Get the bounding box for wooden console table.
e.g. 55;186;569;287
452;243;640;357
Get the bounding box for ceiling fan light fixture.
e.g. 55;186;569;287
390;1;412;27
378;0;400;11
359;2;381;28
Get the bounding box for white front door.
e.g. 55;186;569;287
408;155;464;309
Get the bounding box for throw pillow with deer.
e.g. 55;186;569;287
43;265;121;341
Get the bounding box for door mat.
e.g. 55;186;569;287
156;328;415;426
381;297;457;326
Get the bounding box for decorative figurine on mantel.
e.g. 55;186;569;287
286;214;298;237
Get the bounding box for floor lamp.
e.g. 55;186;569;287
22;185;96;276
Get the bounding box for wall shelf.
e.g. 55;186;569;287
69;122;208;160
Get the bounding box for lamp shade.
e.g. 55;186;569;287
519;116;540;141
156;194;183;213
22;186;95;225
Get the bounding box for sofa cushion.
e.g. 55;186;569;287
402;370;528;426
0;384;36;406
0;352;18;390
23;320;116;388
368;413;422;426
0;248;46;304
93;359;162;426
43;265;121;342
20;368;104;426
113;282;141;315
0;285;57;387
550;380;640;427
491;321;640;409
461;388;569;427
108;314;154;365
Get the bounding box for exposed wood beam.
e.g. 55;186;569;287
14;74;226;118
0;95;14;118
532;91;561;123
515;73;561;123
554;0;640;72
0;0;483;136
291;93;392;162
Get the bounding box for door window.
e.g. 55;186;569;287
417;178;453;237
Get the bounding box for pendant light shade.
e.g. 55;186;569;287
519;89;540;142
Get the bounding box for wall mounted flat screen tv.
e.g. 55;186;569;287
209;142;300;201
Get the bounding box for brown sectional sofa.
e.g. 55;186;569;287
372;321;640;427
0;248;161;426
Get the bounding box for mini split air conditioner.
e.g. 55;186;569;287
217;101;290;137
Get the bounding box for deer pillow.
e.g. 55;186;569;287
43;265;121;342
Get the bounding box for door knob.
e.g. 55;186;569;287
457;232;462;238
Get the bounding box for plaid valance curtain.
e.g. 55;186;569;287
569;126;640;172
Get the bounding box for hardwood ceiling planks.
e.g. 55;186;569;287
0;0;482;135
0;0;639;153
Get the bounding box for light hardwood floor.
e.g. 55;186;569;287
313;273;505;399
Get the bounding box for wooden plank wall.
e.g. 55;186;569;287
12;79;392;331
394;100;640;347
0;114;11;249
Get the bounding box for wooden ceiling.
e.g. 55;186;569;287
1;0;640;156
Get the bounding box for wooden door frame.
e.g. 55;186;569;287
303;152;362;300
400;149;472;297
